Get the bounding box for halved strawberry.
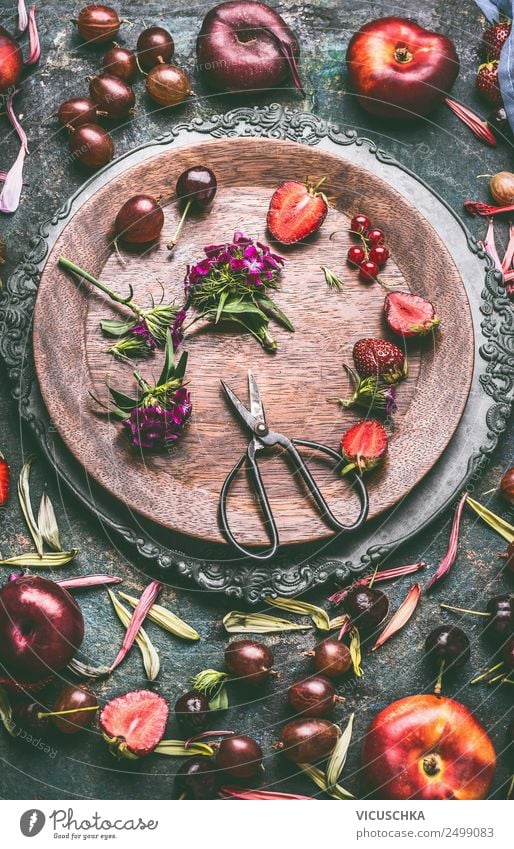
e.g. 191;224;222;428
341;420;388;475
353;338;407;384
0;450;10;506
99;689;169;759
384;291;440;338
267;178;328;244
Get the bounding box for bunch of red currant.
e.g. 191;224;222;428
347;214;390;283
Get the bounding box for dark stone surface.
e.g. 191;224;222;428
0;0;512;800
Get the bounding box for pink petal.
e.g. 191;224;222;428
26;6;40;65
56;574;123;589
6;91;28;152
220;787;314;800
371;583;422;651
109;580;162;671
18;0;28;32
328;562;427;605
479;217;502;274
502;221;514;272
426;493;467;591
0;145;26;213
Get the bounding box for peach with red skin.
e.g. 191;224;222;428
346;17;459;120
0;26;23;93
362;694;496;799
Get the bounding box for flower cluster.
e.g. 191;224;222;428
124;387;192;450
185;231;284;293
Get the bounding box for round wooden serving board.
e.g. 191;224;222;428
33;138;474;548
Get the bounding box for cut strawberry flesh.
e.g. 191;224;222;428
384;291;440;337
100;689;168;757
341;420;388;473
267;180;328;244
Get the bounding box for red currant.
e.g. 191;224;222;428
347;245;366;265
367;228;385;245
359;260;379;282
350;214;371;234
369;244;390;265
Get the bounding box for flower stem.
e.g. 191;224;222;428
58;256;140;314
434;659;445;695
37;705;99;719
470;661;504;685
167;199;192;250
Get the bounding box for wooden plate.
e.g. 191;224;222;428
33;137;474;548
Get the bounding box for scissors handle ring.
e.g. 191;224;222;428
219;452;279;561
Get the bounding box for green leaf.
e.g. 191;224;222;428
37;487;62;551
158;330;175;386
264;596;331;631
106;385;138;412
100;318;137;337
155;740;214;757
258;295;295;331
0;549;78;568
326;713;354;788
17;458;43;556
217;299;266;317
299;763;355;800
466;496;514;543
224;611;313;633
208;684;229;711
0;686;15;737
191;669;230;695
215;289;229;324
173;350;189;382
107;590;160;681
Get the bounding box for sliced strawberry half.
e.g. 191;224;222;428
341;420;388;475
353;338;407;384
384;291;440;338
267;178;328;244
99;689;169;759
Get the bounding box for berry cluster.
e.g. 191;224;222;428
347;214;390;283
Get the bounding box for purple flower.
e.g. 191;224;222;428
185;232;285;292
170;308;187;350
132;318;157;350
385;386;397;416
124;392;192;450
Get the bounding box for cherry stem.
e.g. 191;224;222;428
368;563;379;590
434;659;445;695
184;730;234;750
167;199;192;250
113;238;127;267
439;603;490;617
37;705;98;719
58;257;140;314
470;661;504;684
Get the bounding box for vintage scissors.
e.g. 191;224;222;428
219;370;369;561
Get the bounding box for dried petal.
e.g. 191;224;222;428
371;583;422;651
426;493;468;591
37;487;62;551
67;658;111;678
18;0;28;31
56;574;122;589
464;200;514;217
119;591;199;640
326;713;354;788
444;98;496;147
349;627;362;677
109;581;162;671
154;739;214;757
299;763;355;800
107;589;160;680
219;787;314;800
17;457;43;555
264;596;331;630
466;496;514;543
26;6;41;65
0;549;78;567
0;686;15;737
223;611;312;634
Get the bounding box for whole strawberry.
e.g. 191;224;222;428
476;61;502;106
0;450;10;506
483;21;511;60
353;338;407;385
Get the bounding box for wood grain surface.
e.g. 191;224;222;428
33;138;474;547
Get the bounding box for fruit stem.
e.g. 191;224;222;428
439;603;490;616
394;46;413;63
37;705;99;720
434;659;445;695
368;564;379;590
470;661;504;684
422;753;441;776
167;199;192;250
58;257;140;314
184;729;234;750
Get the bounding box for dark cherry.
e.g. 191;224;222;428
425;626;470;669
176;166;217;207
49;684;98;735
12;700;49;733
175;756;219;799
137;26;175;71
57;97;102;128
174;690;210;736
89;73;135;120
224;640;274;685
344;586;389;630
277;718;339;764
486;595;513;642
215;735;263;778
114;194;164;244
102;44;137;81
288;675;342;717
311;639;352;679
76;5;121;44
68;123;114;168
487;106;513;141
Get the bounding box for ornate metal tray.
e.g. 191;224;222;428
1;104;512;602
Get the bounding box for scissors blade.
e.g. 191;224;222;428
220;379;258;432
248;370;266;423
